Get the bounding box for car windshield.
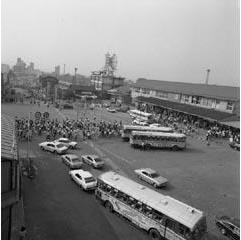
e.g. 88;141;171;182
56;144;65;148
72;158;80;163
85;177;95;183
94;158;103;162
61;139;70;143
149;172;160;178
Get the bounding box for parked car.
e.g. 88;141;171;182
134;168;168;188
69;169;97;191
132;119;149;126
55;138;78;149
82;155;105;168
215;216;240;240
39;141;68;154
229;142;240;151
107;108;117;113
61;154;83;169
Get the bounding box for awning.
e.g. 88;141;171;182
136;96;237;122
220;121;240;129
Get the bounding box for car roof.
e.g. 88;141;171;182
139;168;157;174
70;169;93;178
58;138;69;141
64;154;79;159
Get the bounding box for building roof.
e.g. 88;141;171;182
136;96;237;122
134;79;240;101
1;114;18;160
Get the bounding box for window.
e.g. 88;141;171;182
142;89;150;95
178;223;188;236
226;101;233;111
156;91;168;99
165;218;177;232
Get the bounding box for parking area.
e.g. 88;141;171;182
3;103;239;240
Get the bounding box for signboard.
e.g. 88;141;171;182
35;112;41;119
43;112;49;119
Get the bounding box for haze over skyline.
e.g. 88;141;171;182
1;0;239;86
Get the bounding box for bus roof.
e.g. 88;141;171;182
131;131;186;138
98;171;204;231
129;109;152;117
123;125;173;132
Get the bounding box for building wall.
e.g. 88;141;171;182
131;87;238;114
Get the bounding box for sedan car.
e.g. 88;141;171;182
134;168;168;188
61;154;83;169
69;169;97;191
107;108;117;113
82;155;105;169
215;216;240;240
39;141;68;154
132;119;149;126
55;138;78;149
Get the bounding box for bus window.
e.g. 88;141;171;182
106;185;112;193
165;218;177;232
177;223;189;236
134;201;142;211
152;210;164;222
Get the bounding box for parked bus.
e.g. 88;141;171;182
130;131;186;150
128;109;153;123
96;171;207;240
121;125;174;141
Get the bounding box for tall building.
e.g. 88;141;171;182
1;64;10;73
54;66;60;76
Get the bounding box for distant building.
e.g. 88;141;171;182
90;53;125;94
54;65;60;77
12;58;41;88
1;64;10;73
132;78;240;127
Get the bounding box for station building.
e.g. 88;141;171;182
131;79;240;129
1;114;21;240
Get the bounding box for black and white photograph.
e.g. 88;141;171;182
1;0;240;239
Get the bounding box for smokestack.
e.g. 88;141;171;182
205;69;210;85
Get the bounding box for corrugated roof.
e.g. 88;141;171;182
134;79;240;101
1;114;18;160
136;96;236;122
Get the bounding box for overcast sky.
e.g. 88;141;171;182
1;0;239;86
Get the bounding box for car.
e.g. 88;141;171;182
39;141;68;154
61;154;83;169
215;216;240;240
132;119;149;126
134;168;168;188
229;142;240;151
82;155;105;168
69;169;97;191
55;138;78;149
107;108;117;113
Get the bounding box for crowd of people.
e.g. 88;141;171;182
15;115;123;143
140;106;240;145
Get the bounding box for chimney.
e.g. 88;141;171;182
205;69;210;85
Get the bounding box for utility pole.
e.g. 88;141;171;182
74;67;78;85
27;112;31;164
205;69;211;85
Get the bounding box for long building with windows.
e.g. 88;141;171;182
131;79;240;128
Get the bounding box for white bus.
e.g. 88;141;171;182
95;171;207;240
128;109;153;123
130;131;186;150
121;125;174;141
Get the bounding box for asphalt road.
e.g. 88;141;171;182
2;102;239;240
20;137;147;240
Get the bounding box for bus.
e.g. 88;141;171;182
95;171;207;240
128;109;153;123
121;125;174;141
130;131;186;150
